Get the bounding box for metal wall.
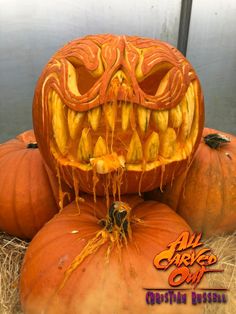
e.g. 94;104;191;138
0;0;235;142
187;0;236;134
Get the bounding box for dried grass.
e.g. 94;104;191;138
0;231;235;314
0;233;28;314
204;232;236;314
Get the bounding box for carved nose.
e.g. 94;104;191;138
108;69;132;99
111;70;127;85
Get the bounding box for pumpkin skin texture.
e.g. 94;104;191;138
0;130;59;239
33;34;204;197
20;195;204;314
146;128;236;237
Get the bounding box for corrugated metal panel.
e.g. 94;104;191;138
0;0;181;141
187;0;236;134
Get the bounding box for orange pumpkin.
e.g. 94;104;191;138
20;195;203;314
33;34;204;200
0;130;58;239
146;128;236;237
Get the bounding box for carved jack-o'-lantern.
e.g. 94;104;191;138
33;34;204;199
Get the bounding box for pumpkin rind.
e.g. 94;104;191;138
33;34;204;197
20;195;203;314
146;128;236;237
0;130;58;239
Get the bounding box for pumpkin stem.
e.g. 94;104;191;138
27;142;38;149
204;133;230;149
99;201;131;238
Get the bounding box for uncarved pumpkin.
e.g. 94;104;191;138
33;34;204;199
146;128;236;237
20;195;204;314
0;130;58;239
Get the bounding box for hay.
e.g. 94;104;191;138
0;231;235;314
0;233;28;314
204;232;236;314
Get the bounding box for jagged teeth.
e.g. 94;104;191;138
88;107;101;131
185;139;193;156
137;106;151;132
144;131;159;162
121;102;132;131
51;79;198;164
186;83;195;134
104;102;117;131
179;83;195;140
169;104;183;128
66;60;81;96
93;136;107;157
159;128;177;158
77;128;92;162
156;72;169;96
52;92;68;155
67;109;85;140
152;110;169;132
126;131;143;163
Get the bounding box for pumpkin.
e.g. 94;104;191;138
0;130;59;239
146;128;236;237
33;34;204;201
20;195;204;314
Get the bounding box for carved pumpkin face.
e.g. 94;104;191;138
33;34;204;198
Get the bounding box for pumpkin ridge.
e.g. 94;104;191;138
0;142;25;161
21;228;83;268
11;149;29;238
29;150;57;231
0;153;24;230
28;151;38;232
0;139;22;159
21;233;86;303
200;147;213;235
215;146;226;226
196;152;208;230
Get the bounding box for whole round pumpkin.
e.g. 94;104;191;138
33;34;204;198
146;128;236;237
20;195;203;314
0;130;58;239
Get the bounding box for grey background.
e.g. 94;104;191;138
0;0;235;142
187;0;236;135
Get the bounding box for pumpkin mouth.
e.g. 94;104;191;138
49;81;200;174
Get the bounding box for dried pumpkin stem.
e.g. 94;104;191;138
99;201;132;239
27;142;38;149
204;133;230;149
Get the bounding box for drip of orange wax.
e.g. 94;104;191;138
91;153;125;207
160;164;166;192
92;166;99;203
55;163;71;211
72;168;80;212
138;160;147;196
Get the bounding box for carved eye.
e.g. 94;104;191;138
66;60;100;96
138;62;173;96
76;65;99;95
